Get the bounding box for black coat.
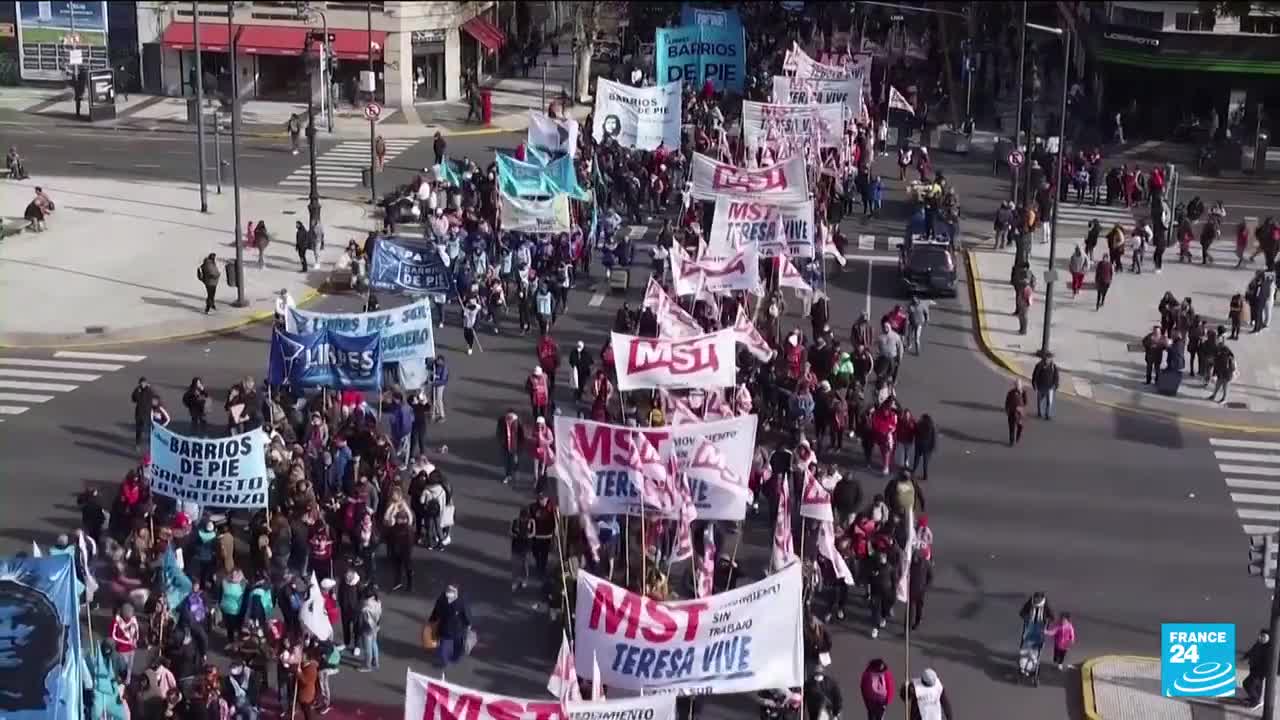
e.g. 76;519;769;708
429;595;471;639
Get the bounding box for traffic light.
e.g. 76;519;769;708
1249;534;1277;588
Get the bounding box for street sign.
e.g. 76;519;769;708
364;102;382;121
1249;534;1277;588
68;49;83;66
1008;149;1025;168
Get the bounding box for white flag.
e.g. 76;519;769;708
771;469;796;572
548;631;583;701
591;652;606;702
30;540;41;558
896;509;916;603
301;572;333;642
528;111;580;156
817;521;854;585
778;257;811;292
889;86;915;116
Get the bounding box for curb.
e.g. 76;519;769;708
0;286;324;351
1081;656;1101;720
1;115;515;140
964;249;1280;434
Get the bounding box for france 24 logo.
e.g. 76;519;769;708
1160;623;1236;697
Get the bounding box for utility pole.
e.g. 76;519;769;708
1039;30;1070;357
1010;0;1027;203
306;34;321;234
1249;534;1280;719
368;0;377;205
228;3;245;307
193;1;209;213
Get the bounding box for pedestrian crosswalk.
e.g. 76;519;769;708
278;139;418;189
1054;203;1138;232
0;351;146;422
1212;437;1280;536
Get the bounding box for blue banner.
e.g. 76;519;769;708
680;4;742;31
656;25;745;93
545;156;590;200
369;238;455;296
0;553;84;720
289;297;436;363
498;153;555;198
269;328;384;390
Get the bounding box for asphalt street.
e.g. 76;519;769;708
0;127;1274;718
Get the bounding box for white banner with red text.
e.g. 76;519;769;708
673;248;760;295
612;330;736;391
404;671;677;720
742;101;844;166
573;562;803;695
688;153;808;204
706;199;815;259
553;415;757;520
771;75;861;114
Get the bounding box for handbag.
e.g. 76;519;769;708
421;620;439;650
464;628;478;655
441;504;456;528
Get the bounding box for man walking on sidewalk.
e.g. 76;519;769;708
197;253;220;313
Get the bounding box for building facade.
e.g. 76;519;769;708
134;1;505;108
1086;1;1278;139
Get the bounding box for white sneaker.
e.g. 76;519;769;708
467;347;473;355
353;648;361;657
442;535;452;546
870;628;879;639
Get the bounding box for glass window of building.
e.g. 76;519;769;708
1240;14;1280;34
1112;6;1164;30
1173;12;1216;32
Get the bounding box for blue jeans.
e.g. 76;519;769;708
438;635;465;666
1037;389;1055;418
361;630;381;669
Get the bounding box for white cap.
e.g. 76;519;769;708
536;416;546;424
577;341;585;350
320;578;337;591
921;669;939;686
533;366;543;376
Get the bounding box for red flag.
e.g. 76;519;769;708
565;439;603;562
548;631;583;701
734;306;775;361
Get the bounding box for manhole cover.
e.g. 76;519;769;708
1227;401;1249;409
84;326;105;334
1126;342;1144;353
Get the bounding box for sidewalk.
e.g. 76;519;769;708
967;214;1280;430
0;174;374;347
1083;656;1263;719
0;84;580;140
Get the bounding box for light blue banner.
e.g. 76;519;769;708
0;553;84;720
288;298;436;363
498;153;556;198
656;25;745;93
680;4;742;31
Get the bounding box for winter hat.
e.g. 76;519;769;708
320;578;337;591
536;416;546;425
577;341;585;350
533;366;543;376
921;669;939;686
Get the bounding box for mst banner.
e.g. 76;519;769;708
501;194;572;233
742;102;843;165
370;238;455;295
593;79;682;151
574;563;804;695
673;248;760;295
689;154;808;203
655;25;745;93
404;672;677;720
554;415;756;520
772;76;861;111
268;327;384;390
149;425;269;509
612;330;736;391
707;198;815;259
288;297;435;363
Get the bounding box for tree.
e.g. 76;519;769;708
565;1;626;104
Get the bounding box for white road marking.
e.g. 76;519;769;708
1231;493;1280;505
864;259;873;317
1221;464;1280;477
67;160;94;165
1243;524;1280;535
54;351;146;362
0;368;101;382
135;164;161;168
1211;438;1280;451
0;379;78;392
1238;508;1280;521
1227;478;1280;491
0;406;28;415
858;234;875;250
0;358;124;371
588;293;605;307
1215;450;1280;464
0;392;53;403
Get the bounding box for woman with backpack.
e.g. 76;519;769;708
860;658;895;720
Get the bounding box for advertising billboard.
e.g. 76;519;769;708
16;1;109;81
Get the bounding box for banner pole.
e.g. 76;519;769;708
721;524;741;593
640;489;648;596
624;515;631;590
553;508;575;645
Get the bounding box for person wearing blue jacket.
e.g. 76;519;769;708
388;392;415;465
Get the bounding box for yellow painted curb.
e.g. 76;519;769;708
442;126;512;137
964;249;1280;434
1080;655;1165;720
0;287;324;351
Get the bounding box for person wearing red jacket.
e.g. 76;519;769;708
320;577;341;628
526;366;549;419
870;402;899;475
860;658;895;720
895;409;917;470
536;333;560;396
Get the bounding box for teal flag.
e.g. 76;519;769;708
433;161;462;187
526;145;552;167
545;156;589;200
497;154;555;198
163;545;192;611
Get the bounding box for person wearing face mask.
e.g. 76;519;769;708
428;584;472;675
804;665;843;720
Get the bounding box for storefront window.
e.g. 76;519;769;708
412;29;446;102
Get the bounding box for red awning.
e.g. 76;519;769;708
462;16;505;53
236;25;309;56
161;22;235;53
328;29;387;61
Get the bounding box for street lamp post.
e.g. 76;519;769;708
228;3;245;307
368;0;377;205
1039;28;1070;358
1010;1;1027;203
193;1;209;213
305;35;321;233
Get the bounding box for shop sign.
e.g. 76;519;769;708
412;29;446;44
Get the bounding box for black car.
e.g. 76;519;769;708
898;241;958;297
